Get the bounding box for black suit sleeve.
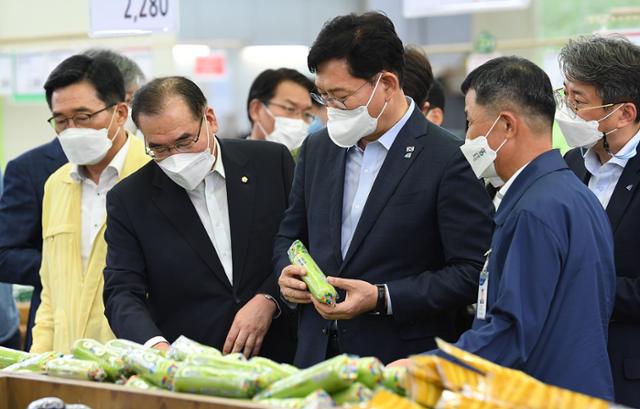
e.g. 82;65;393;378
0;159;43;287
386;149;495;324
103;188;163;343
614;277;640;320
272;139;309;285
258;144;295;300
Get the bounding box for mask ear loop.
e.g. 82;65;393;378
485;115;509;153
106;106;123;142
256;102;275;139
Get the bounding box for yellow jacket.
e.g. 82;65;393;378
31;135;149;353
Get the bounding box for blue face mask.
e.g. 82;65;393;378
308;116;326;135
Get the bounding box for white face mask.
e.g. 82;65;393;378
258;105;309;151
57;110;119;165
459;116;507;180
326;74;388;148
555;103;623;149
157;118;216;191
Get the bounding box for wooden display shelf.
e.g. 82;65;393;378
0;373;269;409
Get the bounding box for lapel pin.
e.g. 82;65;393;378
241;176;249;184
626;184;633;191
406;146;415;152
404;153;412;159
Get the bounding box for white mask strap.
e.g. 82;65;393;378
365;74;384;107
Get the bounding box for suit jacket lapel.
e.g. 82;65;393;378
329;148;348;267
607;146;640;232
339;108;426;273
219;141;253;289
151;164;231;290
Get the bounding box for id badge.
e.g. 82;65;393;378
476;249;491;320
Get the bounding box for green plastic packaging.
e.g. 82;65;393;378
186;354;282;390
45;357;106;382
123;348;180;390
354;357;384;388
2;351;60;373
332;382;373;404
259;389;334;409
381;366;407;396
254;354;357;400
287;240;338;305
223;352;247;361
168;335;222;361
172;365;258;398
124;375;160;390
72;339;126;381
105;339;161;358
250;356;296;378
0;346;30;369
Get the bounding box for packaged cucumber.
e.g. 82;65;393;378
105;339;160;358
354;357;384;388
280;363;301;376
223;352;247;361
123;349;180;390
250;356;296;378
72;339;126;381
168;335;221;361
45;357;106;382
172;365;259;398
0;346;30;369
259;389;334;409
186;354;282;390
254;354;357;400
381;366;407;396
2;351;61;373
331;382;373;405
287;240;338;305
124;375;160;390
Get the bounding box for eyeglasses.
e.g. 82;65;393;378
266;101;316;124
47;104;116;132
311;78;373;110
145;116;204;160
554;88;617;120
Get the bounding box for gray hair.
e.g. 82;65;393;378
559;35;640;122
83;48;146;92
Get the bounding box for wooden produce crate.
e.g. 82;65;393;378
0;373;269;409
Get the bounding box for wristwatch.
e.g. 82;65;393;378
262;294;282;319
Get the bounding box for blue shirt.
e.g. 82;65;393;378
0;169;19;344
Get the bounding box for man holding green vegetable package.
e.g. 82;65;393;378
274;12;494;368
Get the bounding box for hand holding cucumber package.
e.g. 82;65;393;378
287;240;338;305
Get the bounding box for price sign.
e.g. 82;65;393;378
90;0;179;37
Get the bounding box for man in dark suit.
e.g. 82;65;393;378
559;35;640;407
103;76;296;362
0;139;67;350
275;12;494;368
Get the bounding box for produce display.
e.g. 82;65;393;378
287;240;338;305
1;335;622;409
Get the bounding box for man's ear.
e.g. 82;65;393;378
420;101;431;116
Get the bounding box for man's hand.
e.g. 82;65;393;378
311;277;378;320
223;294;276;358
387;358;411;368
278;265;312;304
152;341;171;352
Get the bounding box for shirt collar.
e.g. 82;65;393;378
493;162;529;210
349;97;415;152
70;132;131;183
584;128;640;175
212;136;225;179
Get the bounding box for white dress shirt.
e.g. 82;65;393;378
70;135;130;271
493;163;529;211
145;138;232;349
340;98;415;315
584;130;640;209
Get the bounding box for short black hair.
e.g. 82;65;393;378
246;68;314;124
560;34;640;122
403;46;433;107
461;56;555;130
83;48;146;92
308;12;405;85
131;76;206;126
44;54;125;110
427;79;445;112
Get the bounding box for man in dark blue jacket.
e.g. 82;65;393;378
274;12;494;368
0;140;66;350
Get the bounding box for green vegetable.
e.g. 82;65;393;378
2;352;60;373
254;354;357;400
354;357;384;388
280;363;300;376
45;357;107;382
332;382;373;404
287;240;338;305
250;356;296;378
223;352;247;361
72;339;126;381
186;354;283;390
105;339;161;358
381;366;407;396
259;389;334;408
168;335;221;361
124;375;160;390
123;349;180;390
0;346;30;369
172;365;258;398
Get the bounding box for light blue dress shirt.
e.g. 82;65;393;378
0;169;19;344
340;99;415;313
